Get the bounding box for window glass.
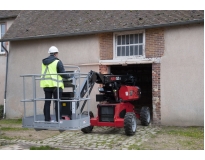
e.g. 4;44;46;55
134;34;138;43
117;47;121;56
115;31;144;58
126;35;129;44
117;36;121;45
1;24;5;36
130;46;134;56
1;43;5;52
134;45;138;55
0;24;6;53
139;33;143;43
139;45;143;55
126;46;129;56
122;35;125;45
130;34;134;44
122;46;125;56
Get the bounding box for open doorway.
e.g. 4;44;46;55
110;64;152;119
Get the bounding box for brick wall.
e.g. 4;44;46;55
98;28;164;125
98;33;113;60
146;28;164;58
152;63;161;125
98;32;113;79
146;28;164;125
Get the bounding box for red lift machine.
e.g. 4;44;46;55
75;71;151;136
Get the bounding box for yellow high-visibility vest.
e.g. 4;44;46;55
40;60;64;89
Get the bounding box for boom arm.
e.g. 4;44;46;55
63;70;138;113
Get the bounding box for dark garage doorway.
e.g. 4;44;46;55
110;64;152;118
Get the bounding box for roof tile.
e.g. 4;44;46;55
2;10;204;41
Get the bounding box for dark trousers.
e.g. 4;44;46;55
43;87;62;121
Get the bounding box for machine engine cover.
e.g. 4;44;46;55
119;86;141;101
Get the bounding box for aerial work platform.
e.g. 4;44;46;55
20;66;95;131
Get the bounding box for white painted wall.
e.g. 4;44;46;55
0;19;15;105
161;24;204;126
0;55;6;105
5;35;100;118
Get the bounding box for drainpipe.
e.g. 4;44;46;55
1;42;9;119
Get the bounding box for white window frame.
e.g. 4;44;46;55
0;23;6;54
113;30;145;60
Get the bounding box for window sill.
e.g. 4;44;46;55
99;58;161;65
114;56;145;60
0;53;6;56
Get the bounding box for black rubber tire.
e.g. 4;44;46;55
140;106;151;126
81;111;94;133
124;112;137;136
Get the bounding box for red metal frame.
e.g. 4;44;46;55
90;102;140;128
119;86;140;101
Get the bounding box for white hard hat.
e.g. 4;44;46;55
48;46;59;54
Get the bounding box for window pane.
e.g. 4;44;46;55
139;45;143;55
126;46;129;56
139;33;143;43
1;24;5;38
117;46;121;56
130;46;134;56
117;36;121;45
1;42;5;52
130;34;134;44
126;35;129;44
134;34;138;44
115;32;144;57
122;46;125;56
122;35;125;45
134;45;138;55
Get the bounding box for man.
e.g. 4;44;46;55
40;46;69;122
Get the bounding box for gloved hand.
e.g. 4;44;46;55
68;74;74;78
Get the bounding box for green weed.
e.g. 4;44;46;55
30;145;60;150
0;135;14;140
0;127;29;131
128;144;145;150
0;119;22;124
165;127;204;139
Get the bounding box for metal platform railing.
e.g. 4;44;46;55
20;66;92;131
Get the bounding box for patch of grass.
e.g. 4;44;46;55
100;141;107;145
0;127;29;131
0;135;14;140
179;140;192;146
178;139;203;150
128;144;145;150
165;127;204;139
30;145;60;150
150;134;158;138
0;141;15;146
0;119;22;124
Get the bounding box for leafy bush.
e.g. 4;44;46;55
0;104;3;119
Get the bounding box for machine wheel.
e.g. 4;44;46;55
81;111;94;133
124;112;137;136
140;106;151;126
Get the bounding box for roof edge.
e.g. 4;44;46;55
0;19;204;42
0;15;19;20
